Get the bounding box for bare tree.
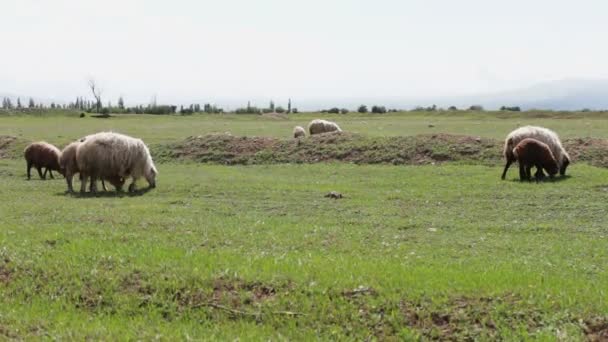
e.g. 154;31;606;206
88;78;103;113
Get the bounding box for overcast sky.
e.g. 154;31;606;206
1;0;608;106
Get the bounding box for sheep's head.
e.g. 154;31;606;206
546;162;559;178
145;165;157;188
560;156;570;176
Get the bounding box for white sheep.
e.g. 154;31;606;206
501;125;571;179
60;140;124;193
293;126;306;138
307;119;342;135
76;132;157;193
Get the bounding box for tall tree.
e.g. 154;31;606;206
88;78;103;113
28;98;35;108
117;96;125;110
16;97;22;109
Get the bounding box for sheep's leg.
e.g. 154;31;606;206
80;173;88;193
66;173;74;193
534;165;545;181
525;165;532;181
101;179;108;192
37;166;45;180
26;162;32;180
89;176;98;193
128;177;137;193
48;169;54;179
518;163;526;181
501;159;513;180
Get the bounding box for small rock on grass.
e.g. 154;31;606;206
325;191;343;199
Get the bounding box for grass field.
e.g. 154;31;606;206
1;110;608;146
1;111;608;339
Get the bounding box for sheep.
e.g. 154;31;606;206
501;126;570;180
512;138;559;181
308;119;342;135
24;142;63;180
76;132;157;193
293;126;306;138
60;140;124;193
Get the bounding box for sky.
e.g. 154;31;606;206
1;0;608;108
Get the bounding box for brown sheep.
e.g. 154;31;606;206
501;126;570;180
512;138;559;181
24;142;63;180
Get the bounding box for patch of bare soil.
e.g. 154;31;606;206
582;317;608;341
399;295;522;340
75;282;110;310
0;325;17;339
0;258;12;285
120;270;153;296
0;136;17;159
172;277;292;314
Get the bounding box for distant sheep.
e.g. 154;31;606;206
76;132;157;193
513;138;559;181
501;126;570;180
24;142;62;180
308;119;342;135
293;126;306;138
60;140;124;193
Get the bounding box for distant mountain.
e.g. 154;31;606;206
469;79;608;110
254;79;608;111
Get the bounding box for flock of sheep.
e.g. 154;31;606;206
293;119;342;138
500;125;570;181
24;132;157;193
292;120;570;182
22;121;571;194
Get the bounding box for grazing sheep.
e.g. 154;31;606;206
76;132;157;193
308;119;342;135
513;138;559;181
293;126;306;138
501;126;570;180
24;142;62;180
60;140;124;193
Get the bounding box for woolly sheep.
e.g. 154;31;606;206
60;140;124;193
24;142;63;180
513;138;559;181
293;126;306;138
501;126;570;180
308;119;342;135
76;132;157;193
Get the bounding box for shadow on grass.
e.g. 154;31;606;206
507;175;572;183
56;187;154;198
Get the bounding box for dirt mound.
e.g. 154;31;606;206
0;136;18;159
161;133;608;167
564;138;608;168
171;134;280;164
169;132;502;165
